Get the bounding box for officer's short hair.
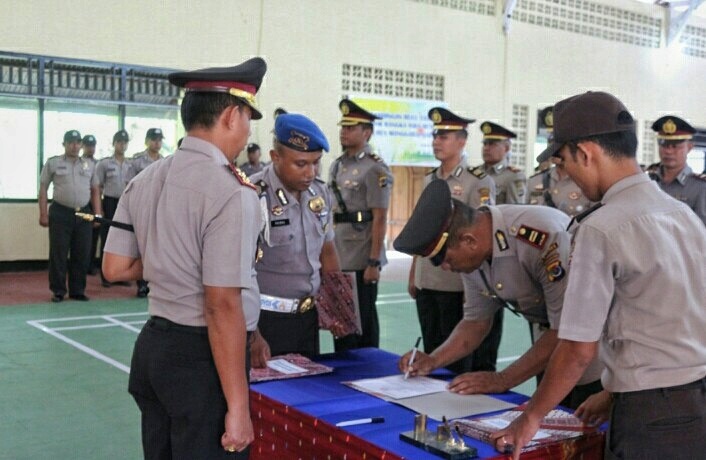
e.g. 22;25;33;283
181;92;247;131
567;130;638;160
446;199;481;247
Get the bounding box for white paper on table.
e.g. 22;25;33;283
480;417;552;440
347;374;449;400
266;359;308;374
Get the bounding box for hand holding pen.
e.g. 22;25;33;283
402;336;423;379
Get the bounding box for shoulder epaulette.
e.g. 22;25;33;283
692;173;706;182
515;225;548;249
314;177;325;184
226;165;257;191
508;165;521;173
366;151;384;163
255;179;268;196
529;169;548;179
573;203;604;225
426;167;438;176
469;166;487;179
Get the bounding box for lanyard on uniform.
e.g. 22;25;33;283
478;269;521;318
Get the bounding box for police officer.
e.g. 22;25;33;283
529;107;593;217
494;92;706;460
240;142;266;177
92;129;132;287
329;98;393;350
248;113;346;364
395;180;602;408
649;115;706;225
130;128;165;297
39;130;101;302
103;57;266;458
478;121;527;204
408;107;496;373
81;134;100;274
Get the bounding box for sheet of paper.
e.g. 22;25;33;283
394;391;518;421
480;417;551;440
266;359;307;374
347;374;449;400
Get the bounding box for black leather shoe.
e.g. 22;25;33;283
69;294;90;301
51;295;64;303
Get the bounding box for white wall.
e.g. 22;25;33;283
1;0;705;261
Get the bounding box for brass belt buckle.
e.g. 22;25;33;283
297;296;314;313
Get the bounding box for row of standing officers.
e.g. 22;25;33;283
41;54;706;458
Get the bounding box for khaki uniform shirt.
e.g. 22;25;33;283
240;162;266;177
251;165;334;298
415;164;496;292
527;167;594;217
559;173;706;392
650;164;706;226
128;150;164;179
92;156;133;198
329;145;393;270
462;205;602;385
481;157;527;204
39;155;95;209
105;136;262;329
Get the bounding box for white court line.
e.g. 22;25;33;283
27;320;130;374
102;315;142;333
35;311;148;323
378;299;414;305
377;293;409;299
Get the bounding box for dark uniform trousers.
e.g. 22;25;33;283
334;270;380;350
470;308;504;372
99;196;120;280
415;289;474;374
129;317;252;460
607;377;706;460
88;201;100;272
48;202;92;297
258;308;319;357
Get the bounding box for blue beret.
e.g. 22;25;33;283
274;113;329;153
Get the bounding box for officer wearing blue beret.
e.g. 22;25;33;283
249;113;346;364
103;57;266;458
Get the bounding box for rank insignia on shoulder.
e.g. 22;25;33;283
226;164;257;191
469;166;487;178
378;175;389;188
255;180;268;196
368;152;383;162
516;225;548;249
495;230;509;251
694;173;706;182
508;165;521;173
276;188;289;205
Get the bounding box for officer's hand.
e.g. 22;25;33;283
575;389;611;427
249;332;271;369
221;409;254;454
39;215;49;227
447;371;510;395
398;350;435;376
363;265;380;284
407;281;418;299
489;411;542;460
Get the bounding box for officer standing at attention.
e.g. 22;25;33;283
395;180;602;408
408;107;496;373
102;58;266;458
528;107;593;218
649;115;706;225
92;129;132;287
492;92;706;460
240;143;266;177
471;121;527;372
81;134;100;275
129;128;165;297
39;130;101;302
329;98;393;350
248;113;346;364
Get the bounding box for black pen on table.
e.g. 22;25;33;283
404;336;423;380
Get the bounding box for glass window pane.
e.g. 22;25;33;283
125;106;180;158
0;97;39;199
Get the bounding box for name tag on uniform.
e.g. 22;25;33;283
271;219;290;227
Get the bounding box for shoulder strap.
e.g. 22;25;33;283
542;171;557;208
330;158;348;213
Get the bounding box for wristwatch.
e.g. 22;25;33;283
367;258;381;268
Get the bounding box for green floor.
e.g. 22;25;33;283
0;281;533;460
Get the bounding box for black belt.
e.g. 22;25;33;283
334;210;373;224
613;376;706;400
52;202;90;212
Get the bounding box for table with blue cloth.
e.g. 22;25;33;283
249;348;603;459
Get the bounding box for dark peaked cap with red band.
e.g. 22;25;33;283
168;57;267;119
393;179;455;266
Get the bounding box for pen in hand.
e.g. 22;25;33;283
404;336;422;380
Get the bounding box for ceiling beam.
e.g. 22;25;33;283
664;0;706;45
503;0;518;35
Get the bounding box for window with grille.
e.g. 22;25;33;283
681;25;706;59
510;104;529;170
407;0;496;16
342;64;444;101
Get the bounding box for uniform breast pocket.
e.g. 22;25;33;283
106;168;117;178
267;226;295;247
